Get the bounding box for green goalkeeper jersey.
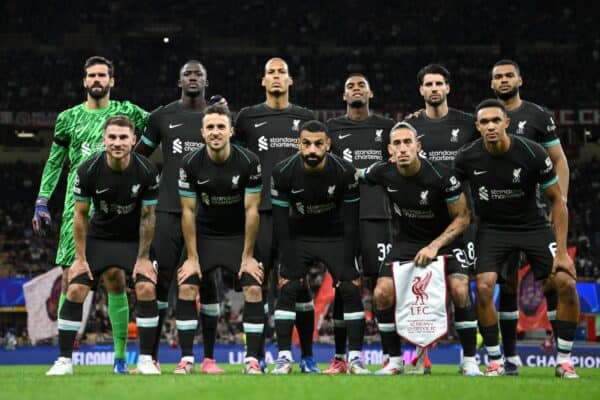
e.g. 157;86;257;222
38;100;148;266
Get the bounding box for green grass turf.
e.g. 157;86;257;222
2;364;599;400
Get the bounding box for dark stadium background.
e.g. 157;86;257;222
0;0;599;348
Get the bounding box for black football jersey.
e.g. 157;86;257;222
74;152;159;241
178;144;262;236
506;100;559;148
271;153;359;238
363;158;463;260
234;103;314;211
140;101;205;213
454;136;557;231
328;114;394;220
408;108;479;167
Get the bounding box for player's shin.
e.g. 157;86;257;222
274;280;302;356
295;287;314;358
136;300;159;356
333;288;347;359
479;323;503;362
107;292;129;360
176;298;199;362
498;290;519;360
243;300;265;359
455;306;478;358
199;303;219;359
58;299;83;358
152;300;169;360
339;281;365;359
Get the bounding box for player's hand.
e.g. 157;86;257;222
551;252;576;281
404;109;424;120
414;244;439;267
209;94;228;109
133;257;157;285
32;197;52;236
178;258;202;285
68;258;93;284
239;257;264;284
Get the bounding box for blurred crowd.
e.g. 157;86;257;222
1;1;599;113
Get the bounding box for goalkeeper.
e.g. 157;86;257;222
32;56;148;374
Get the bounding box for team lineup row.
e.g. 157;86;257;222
36;56;578;378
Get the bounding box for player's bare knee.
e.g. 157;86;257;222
103;267;126;293
243;285;262;302
66;283;88;303
449;281;470;307
179;283;198;300
476;279;495;302
553;272;578;301
135;281;156;301
374;278;394;309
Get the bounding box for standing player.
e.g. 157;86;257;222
46;116;159;375
135;60;226;373
491;59;569;374
177;104;264;374
405;64;480;373
326;73;394;373
454;99;579;378
32;57;148;374
361;122;474;375
270;121;368;375
234;58;315;371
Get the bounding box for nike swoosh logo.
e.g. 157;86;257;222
474;170;487;175
338;134;352;139
96;188;109;194
291;189;304;194
197;179;210;185
169;123;183;129
386;187;399;193
254;121;268;128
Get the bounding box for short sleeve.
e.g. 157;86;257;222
537;151;558;190
443;173;463;203
140;107;162;149
270;170;289;207
178;156;196;198
343;166;360;203
246;156;262;194
73;165;91;202
142;164;160;206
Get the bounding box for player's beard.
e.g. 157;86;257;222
302;153;325;167
349;99;366;108
424;96;445;107
268;88;286;98
494;86;519;101
86;84;110;100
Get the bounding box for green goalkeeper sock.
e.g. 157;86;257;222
108;292;129;360
58;292;66;315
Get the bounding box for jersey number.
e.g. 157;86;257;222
377;243;392;262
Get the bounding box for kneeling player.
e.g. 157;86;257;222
46;116;159;375
271;120;368;374
176;104;265;374
361;122;477;375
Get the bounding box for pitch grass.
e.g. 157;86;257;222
2;364;599;400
